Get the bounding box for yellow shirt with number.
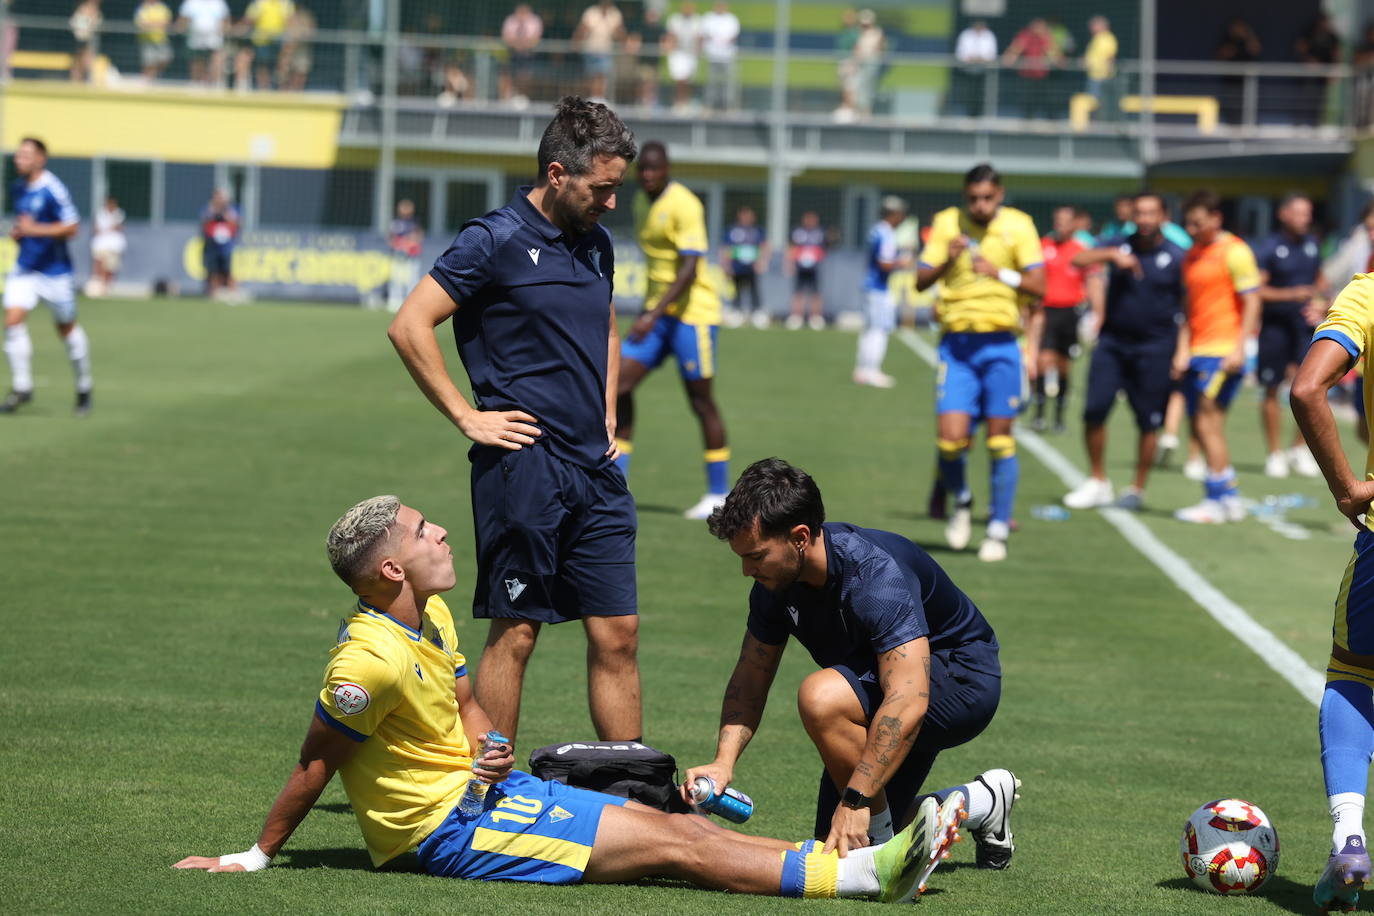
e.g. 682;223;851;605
634;181;721;325
1314;274;1374;478
315;595;473;866
920;205;1042;333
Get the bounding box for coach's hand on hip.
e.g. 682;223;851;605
823;802;870;858
459;409;541;450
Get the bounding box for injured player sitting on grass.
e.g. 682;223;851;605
171;495;963;902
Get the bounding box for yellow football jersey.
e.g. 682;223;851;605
920;206;1042;333
634;181;721;325
1315;274;1374;479
316;595;473;866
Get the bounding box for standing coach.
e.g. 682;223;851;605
388;97;642;743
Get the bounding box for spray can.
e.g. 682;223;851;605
458;729;510;816
690;776;755;823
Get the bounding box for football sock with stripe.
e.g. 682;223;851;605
1203;466;1236;501
987;435;1017;530
705;447;730;495
928;780;993;830
4;323;33;392
1321;679;1374;851
64;324;92;394
937;439;970;503
778;847;841;898
613;439;632;478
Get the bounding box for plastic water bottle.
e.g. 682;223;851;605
458;730;510;816
1030;505;1070;521
690;776;755;823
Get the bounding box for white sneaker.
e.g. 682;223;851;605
1221;493;1247;522
683;493;727;520
1183;457;1207;481
1264;451;1290;478
721;308;745;329
784;314;804;330
750;310;770;329
977;537;1008;562
808;315;826;331
1289;446;1321;478
946;500;973;551
970;769;1020;870
853;368;897;389
1063;477;1114;509
1174;498;1228;524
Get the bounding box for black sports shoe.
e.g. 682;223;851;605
0;389;33;413
74;390;92;417
971;768;1020;870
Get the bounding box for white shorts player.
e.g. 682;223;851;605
5;269;78;325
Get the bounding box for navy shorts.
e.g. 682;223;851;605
203;243;233;277
469;443;637;624
1083;335;1174;431
795;267;820;293
1258;306;1314;388
813;643;1001;838
1039;305;1082;356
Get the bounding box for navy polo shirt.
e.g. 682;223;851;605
747;523;1000;676
1252;232;1321;312
1097;233;1186;345
430;188;617;470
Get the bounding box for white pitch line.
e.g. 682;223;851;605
896;329;1325;706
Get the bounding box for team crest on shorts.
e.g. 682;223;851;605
548;805;574;823
333;682;370;715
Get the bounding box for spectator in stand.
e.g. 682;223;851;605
1297;12;1341;126
723;205;769;329
88;196;125;298
836;9;884;122
436;57;471;107
952;19;997;117
1216;17;1261;124
1002;17;1061;121
387;199;423;312
500;3;542;107
200;188;240;300
177;0;230;86
1083;15;1118;121
135;0;174;80
787;210;828;330
69;0;102;84
277;3;314;91
664;1;702;112
1354;23;1374;128
574;0;626;101
628;5;665;109
700;1;740;112
242;0;294;90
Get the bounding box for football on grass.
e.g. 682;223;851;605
1181;799;1279;894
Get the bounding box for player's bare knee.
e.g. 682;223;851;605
797;668;852;729
587;616;639;661
486;620;540;661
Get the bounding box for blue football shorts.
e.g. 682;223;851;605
1182;355;1242;415
936;331;1024;419
416;770;628;884
620;315;717;382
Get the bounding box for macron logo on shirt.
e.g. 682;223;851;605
527;247;540;265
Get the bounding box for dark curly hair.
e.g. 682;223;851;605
707;458;825;541
535;96;637;186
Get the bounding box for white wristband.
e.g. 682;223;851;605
220;844;272;872
997;268;1023;289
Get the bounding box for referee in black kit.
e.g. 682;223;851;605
388;97;642;744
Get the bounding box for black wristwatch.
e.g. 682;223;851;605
840;787;870;809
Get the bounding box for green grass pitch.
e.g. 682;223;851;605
0;296;1362;913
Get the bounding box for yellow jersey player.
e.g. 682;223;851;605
1291;273;1374;912
617;140;731;520
1173;190;1261;524
916;163;1045;563
173;495;951;904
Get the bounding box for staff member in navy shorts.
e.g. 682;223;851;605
388;97;642;744
1062;191;1187;511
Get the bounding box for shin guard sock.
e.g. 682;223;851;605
780;847;840;898
987;435;1018;528
937;439;970;503
1321;677;1374;851
64;324;92;393
705;447;731;495
4;323;33;392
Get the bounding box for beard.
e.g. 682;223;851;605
553;193;599;236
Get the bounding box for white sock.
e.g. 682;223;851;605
1331;792;1367;852
964;778;995;829
4;323;33;391
835;845;880;897
63;324;92;393
856;328;889;372
867;806;893;844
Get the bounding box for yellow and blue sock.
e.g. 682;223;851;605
937;438;970;503
987;435;1017;528
705;447;731;496
1321;675;1374;849
1203;466;1236;501
779;847;839;898
613;439;633;478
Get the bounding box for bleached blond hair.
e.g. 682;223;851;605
326;495;401;586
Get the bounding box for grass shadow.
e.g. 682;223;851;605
636;503;685;516
1154;874;1315;914
312;802;354;814
276;847;390;871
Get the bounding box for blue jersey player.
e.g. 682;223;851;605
689;458;1020;901
174;494;951;903
388;98;641;745
1253;192;1328;479
852;196;910;389
2;137;91;415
